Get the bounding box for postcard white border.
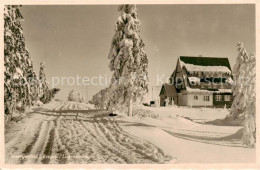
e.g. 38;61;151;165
0;0;259;169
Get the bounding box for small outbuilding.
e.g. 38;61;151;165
159;83;178;106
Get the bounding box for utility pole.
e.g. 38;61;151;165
152;85;161;101
86;86;89;102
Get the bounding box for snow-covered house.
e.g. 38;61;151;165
163;56;234;107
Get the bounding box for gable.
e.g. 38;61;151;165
175;59;183;78
160;83;177;97
174;56;233;93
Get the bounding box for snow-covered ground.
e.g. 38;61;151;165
117;106;255;163
139;105;230;123
5;102;255;164
5;101;172;164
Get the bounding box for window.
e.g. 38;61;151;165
194;95;198;100
224;95;231;101
204;96;210;101
215;95;222;101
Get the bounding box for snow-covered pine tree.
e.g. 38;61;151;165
107;5;148;116
230;42;256;147
229;42;249;120
29;71;40;105
38;62;49;102
25;58;38;106
4;5;34;116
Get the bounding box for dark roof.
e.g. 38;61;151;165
179;56;231;70
159;83;177;97
170;70;175;79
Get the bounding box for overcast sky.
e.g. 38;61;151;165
21;4;255;101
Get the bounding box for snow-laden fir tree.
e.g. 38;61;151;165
29;71;40;105
107;5;148;116
229;42;249;119
90;88;109;109
68;90;84;103
38;62;49;101
230;42;256;147
37;62;60;104
4;5;34;115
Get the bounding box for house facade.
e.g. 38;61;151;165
160;56;234;107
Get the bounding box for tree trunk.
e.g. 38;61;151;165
128;97;133;117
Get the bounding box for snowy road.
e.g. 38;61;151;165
5;102;172;164
5;102;255;164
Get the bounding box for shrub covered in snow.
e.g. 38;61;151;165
40;88;60;104
67;90;85;103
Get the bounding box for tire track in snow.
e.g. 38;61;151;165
78;120;120;163
64;119;120;163
19;120;51;164
97;118;169;163
105;119;160;161
50;108;171;164
41;121;55;164
83;120;128;163
19;121;45;164
6;102;172;164
93;120;138;163
19;116;56;164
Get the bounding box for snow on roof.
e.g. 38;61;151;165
180;60;231;74
215;89;232;93
179;56;232;74
187;77;200;83
186;87;232;94
179;56;232;69
227;77;234;84
186;87;214;94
